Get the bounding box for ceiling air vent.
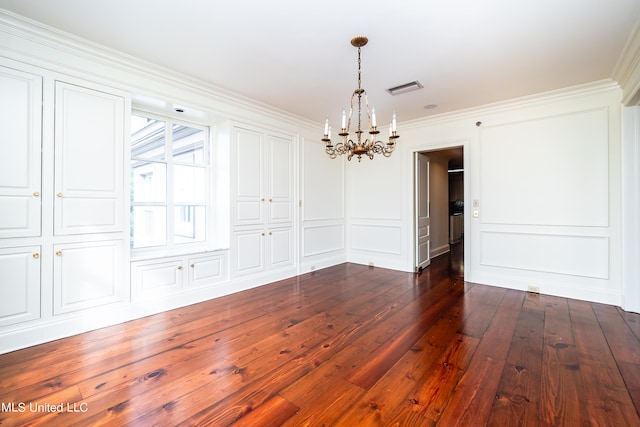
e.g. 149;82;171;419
386;80;423;95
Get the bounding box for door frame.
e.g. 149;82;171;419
409;143;467;278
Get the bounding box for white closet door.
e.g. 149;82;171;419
54;81;125;235
234;126;265;225
53;240;125;314
0;66;42;238
0;246;41;327
267;134;293;225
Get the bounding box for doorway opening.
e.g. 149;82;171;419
414;146;464;277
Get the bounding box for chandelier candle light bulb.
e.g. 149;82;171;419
322;35;399;161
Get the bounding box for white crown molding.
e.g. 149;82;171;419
613;20;640;106
0;9;318;130
401;79;621;130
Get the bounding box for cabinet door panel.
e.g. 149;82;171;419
54;82;124;235
0;198;35;235
0;66;42;238
59;198;118;230
270;227;293;267
0;247;40;327
234;230;264;275
132;258;184;299
53;240;124;314
236;201;262;223
268;135;293;224
234;127;264;225
189;254;226;287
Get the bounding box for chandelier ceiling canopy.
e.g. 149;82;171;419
322;36;399;162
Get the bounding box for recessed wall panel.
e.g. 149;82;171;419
349;154;403;220
480;108;608;226
480;231;609;279
303;139;344;220
351;224;402;255
303;224;344;256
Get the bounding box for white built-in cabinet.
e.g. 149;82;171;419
232;125;294;276
0;61;129;329
0;66;42;238
0;246;41;327
52;81;128;314
131;252;227;299
54;82;124;235
53;240;125;314
0;66;42;327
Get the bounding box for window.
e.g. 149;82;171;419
130;113;210;252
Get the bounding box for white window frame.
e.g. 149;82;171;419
130;109;212;256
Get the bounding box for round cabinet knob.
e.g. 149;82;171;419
55;250;62;256
190;263;195;268
269;231;273;235
177;265;183;270
269;198;273;202
261;232;265;236
261;198;265;202
32;252;40;259
33;191;40;197
56;192;63;198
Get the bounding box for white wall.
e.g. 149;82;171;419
622;106;640;312
352;82;625;306
299;134;347;273
346;149;408;270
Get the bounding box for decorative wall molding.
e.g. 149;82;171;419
0;10;318;131
401;79;621;130
614;20;640;106
302;224;345;257
479;231;609;280
350;224;403;255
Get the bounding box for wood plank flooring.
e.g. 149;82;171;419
1;243;640;426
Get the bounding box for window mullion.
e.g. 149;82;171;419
166;120;175;247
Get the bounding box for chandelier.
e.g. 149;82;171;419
322;36;399;161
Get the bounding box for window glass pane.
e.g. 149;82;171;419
174;165;205;203
131;206;166;248
132;116;166;160
172;123;205;164
174;206;205;244
132;161;166;202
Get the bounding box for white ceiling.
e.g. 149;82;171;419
1;0;639;125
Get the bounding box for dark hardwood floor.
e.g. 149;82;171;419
2;242;640;426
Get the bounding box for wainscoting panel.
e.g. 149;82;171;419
303;224;344;257
480;231;609;279
351;224;402;255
